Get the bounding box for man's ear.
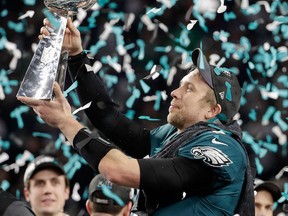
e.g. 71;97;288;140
206;104;222;119
65;187;70;201
86;200;92;215
123;201;133;216
23;187;30;202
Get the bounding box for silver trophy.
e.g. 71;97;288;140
17;0;96;99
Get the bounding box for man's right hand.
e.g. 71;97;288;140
39;17;83;56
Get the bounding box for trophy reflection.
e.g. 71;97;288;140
17;0;96;99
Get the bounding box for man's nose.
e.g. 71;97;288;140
43;182;53;193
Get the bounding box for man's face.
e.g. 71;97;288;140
24;169;69;216
167;69;215;131
255;190;274;216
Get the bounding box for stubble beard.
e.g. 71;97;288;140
167;111;184;129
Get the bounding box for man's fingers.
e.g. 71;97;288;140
40;27;50;36
52;82;64;99
17;96;41;106
66;18;80;37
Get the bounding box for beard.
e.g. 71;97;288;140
167;111;185;129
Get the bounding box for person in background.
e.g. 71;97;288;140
18;18;254;215
254;179;281;216
0;187;35;216
23;155;70;216
86;174;134;216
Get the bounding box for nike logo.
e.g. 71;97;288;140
211;138;227;146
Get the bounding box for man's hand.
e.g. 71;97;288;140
17;82;72;129
39;17;83;56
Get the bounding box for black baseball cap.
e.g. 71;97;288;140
88;174;134;207
255;179;281;202
23;155;66;185
191;48;242;122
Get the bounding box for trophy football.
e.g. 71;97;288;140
17;0;96;99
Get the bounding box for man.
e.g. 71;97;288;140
18;18;254;215
0;187;35;216
254;179;281;216
86;174;134;216
23;155;70;216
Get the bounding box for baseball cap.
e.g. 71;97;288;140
254;179;281;202
88;174;134;207
191;48;242;122
23;155;66;185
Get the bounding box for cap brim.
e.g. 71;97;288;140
256;182;281;201
26;163;65;183
191;48;214;89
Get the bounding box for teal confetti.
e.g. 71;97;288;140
283;99;288;108
43;9;60;30
255;158;264;175
0;69;19;94
64;81;78;97
8;21;25;32
225;81;232;101
153;91;162;111
0;140;10;150
192;8;208;32
62;144;72;158
69;91;81;107
273;111;288;131
262;106;276;124
67;161;82;180
241;3;261;16
277;75;288;87
145;60;154;71
179;28;190;47
262;142;278;153
32;132;53;139
281;192;288;201
105;74;118;89
102;186;124;206
15;189;20;199
224;12;236;21
126;88;140;108
138;116;161;121
23;0;36;6
90;40;107;55
10;105;30;129
248;108;257;121
0;180;10;191
125;110;135;120
55;135;62;150
136;39;145;60
82;186;89;200
248;20;259;30
36;115;45;124
139;80;150;94
1;9;8;17
126;71;136;83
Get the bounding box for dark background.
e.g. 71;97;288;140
0;0;287;215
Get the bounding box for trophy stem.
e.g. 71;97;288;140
17;12;69;99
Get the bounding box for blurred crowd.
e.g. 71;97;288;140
0;0;287;215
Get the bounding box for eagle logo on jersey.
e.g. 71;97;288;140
191;146;232;167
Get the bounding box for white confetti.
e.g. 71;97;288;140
187;20;198;31
217;0;227;13
18;10;35;20
72;101;92;115
71;182;81;201
146;7;162;15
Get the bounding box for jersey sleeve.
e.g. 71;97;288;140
68;54;151;158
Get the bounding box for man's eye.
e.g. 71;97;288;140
35;181;45;186
51;179;60;185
